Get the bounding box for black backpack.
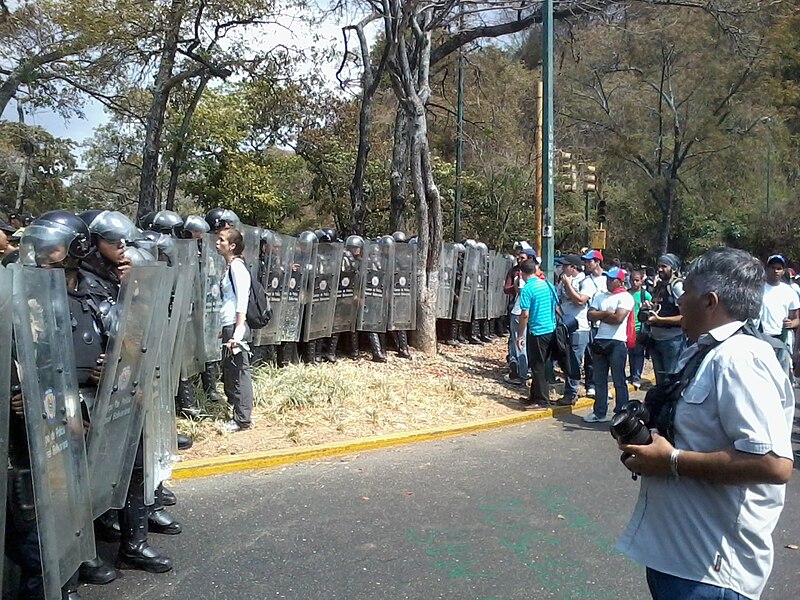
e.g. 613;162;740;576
228;260;272;329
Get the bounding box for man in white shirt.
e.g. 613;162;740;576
580;249;608;398
583;267;633;422
616;247;793;600
758;254;799;346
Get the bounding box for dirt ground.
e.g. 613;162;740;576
178;335;554;460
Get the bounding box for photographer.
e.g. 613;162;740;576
616;247;794;600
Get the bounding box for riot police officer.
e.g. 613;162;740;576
205;208;240;233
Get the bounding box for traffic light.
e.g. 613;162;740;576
584;165;597;192
557;151;577;192
596;199;607;224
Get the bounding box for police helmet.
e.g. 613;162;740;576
150;210;184;235
89;211;139;243
298;230;318;245
392;231;407;243
378;235;395;246
323;228;338;242
138;211;156;230
454;242;466;254
20;210;92;267
205;208;240;232
133;230;160;254
464;239;478;248
124;246;156;266
78;209;104;229
476;242;488;252
408;236;418;246
345;235;364;249
316;228;335;243
182;215;210;237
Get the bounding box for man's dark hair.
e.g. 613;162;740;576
520;260;537;275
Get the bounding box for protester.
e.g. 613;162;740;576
216;227;254;432
504;248;535;384
584;267;634;423
641;253;685;385
616;247;794;600
627;269;651;389
580;249;607;397
758;254;799;349
555;254;590;405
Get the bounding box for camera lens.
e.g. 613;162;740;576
610;411;652;446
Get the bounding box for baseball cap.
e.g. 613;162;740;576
522;248;538;258
604;266;627;281
582;249;604;261
556;254;582;267
0;219;16;234
767;254;787;266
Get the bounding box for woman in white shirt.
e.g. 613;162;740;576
216;228;254;432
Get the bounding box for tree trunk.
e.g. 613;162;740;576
389;109;409;233
137;0;185;220
652;177;677;255
164;73;209;211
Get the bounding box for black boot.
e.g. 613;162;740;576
458;322;468;343
479;320;492;342
322;334;339;363
348;332;360;359
201;363;223;403
394;331;412;359
157;484;177;506
301;340;318;365
117;465;173;573
368;333;386;362
445;320;461;346
177;433;193;450
95;509;121;542
148;506;182;535
469;321;483;344
79;556;116;585
176;378;200;418
61;571;82;600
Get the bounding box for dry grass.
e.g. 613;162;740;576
177;337;535;460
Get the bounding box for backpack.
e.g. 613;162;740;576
228;259;272;330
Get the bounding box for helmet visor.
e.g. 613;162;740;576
19;221;78;266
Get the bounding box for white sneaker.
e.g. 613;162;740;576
222;420;242;432
583;412;611;423
586;387;596;398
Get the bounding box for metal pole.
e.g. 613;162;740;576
535;81;543;255
453;32;465;242
541;0;555;281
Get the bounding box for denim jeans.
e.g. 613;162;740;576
646;568;746;600
508;313;528;380
628;341;646;382
591;338;629;418
650;334;685;386
565;330;590;398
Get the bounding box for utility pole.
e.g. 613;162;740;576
541;0;555;281
453;11;465;242
534;81;543;255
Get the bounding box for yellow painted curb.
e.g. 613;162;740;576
172;397;596;481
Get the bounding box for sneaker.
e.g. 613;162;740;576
583;412;610;423
586;387;596;398
222;420;242;432
503;374;524;385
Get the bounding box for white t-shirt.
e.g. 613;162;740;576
759;282;799;336
559;272;590;332
220;257;251;327
617;321;794;600
511;276;525;316
590;290;634;341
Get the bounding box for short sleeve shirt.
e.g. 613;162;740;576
559;273;590;332
519;277;557;336
590;291;634;341
759;282;800;336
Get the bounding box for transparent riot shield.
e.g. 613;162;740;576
455;246;479;322
388;243;417;331
87;264;170;517
11;266;96;600
332;248;362;334
279;236;313;343
182;243;205;377
302;242;343;341
436;243;456;319
240;224;262;280
0;267;11;597
474;247;489;320
487;251;501;319
201;233;226;362
255;234;294;346
357;241;394;333
493;252;508;318
144;240;195;504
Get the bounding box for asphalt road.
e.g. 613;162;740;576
83;405;800;600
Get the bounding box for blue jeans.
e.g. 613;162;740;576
565;330;590;398
508;313;528;380
591;338;629;418
628;341;646;382
646;568;746;600
650;334;685;386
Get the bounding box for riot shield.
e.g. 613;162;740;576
279;236;313;343
144;240;195;504
182;240;205;376
474;246;489;320
332;248;362;334
87;264;170;517
302;242;343;341
0;267;11;598
240;224;262;280
493;252;508;318
487;251;500;319
455;246;479;322
436;243;456;319
201;233;226;362
11;266;95;600
255;234;294;346
388;243;417;331
357;241;394;332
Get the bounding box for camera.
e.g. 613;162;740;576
637;303;661;323
610;401;653;480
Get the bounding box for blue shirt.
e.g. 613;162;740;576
519;277;557;335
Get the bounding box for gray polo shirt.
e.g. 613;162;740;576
616;321;794;599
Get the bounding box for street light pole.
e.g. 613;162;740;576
541;0;555;281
